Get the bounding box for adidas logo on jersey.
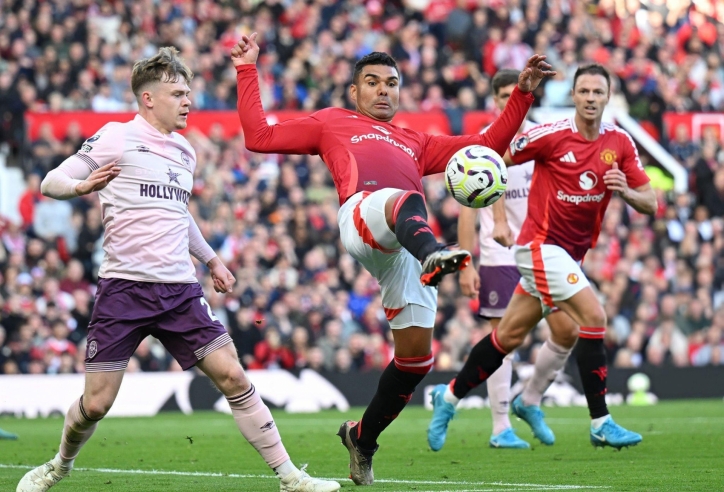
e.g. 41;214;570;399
560;151;577;163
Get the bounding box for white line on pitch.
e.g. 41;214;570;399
0;464;607;489
384;489;560;492
386;489;601;492
271;416;724;427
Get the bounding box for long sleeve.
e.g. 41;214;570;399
41;122;124;199
40;157;93;200
188;212;216;264
236;65;324;155
420;87;534;175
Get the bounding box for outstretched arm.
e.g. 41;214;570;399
233;33;323;155
421;55;555;175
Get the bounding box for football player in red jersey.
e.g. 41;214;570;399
430;64;656;450
428;70;579;452
232;33;555;484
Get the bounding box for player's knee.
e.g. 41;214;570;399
583;307;607;329
554;328;579;349
549;320;579;348
214;364;251;396
389;191;426;229
82;397;112;420
495;324;526;352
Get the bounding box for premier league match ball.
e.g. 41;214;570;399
445;145;508;209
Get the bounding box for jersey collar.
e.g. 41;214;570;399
570;117;605;135
134;114;176;139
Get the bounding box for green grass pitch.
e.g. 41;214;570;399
1;400;722;491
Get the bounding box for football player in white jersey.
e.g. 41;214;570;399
18;47;339;492
427;70;578;451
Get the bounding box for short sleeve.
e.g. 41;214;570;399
617;129;650;189
73;123;124;171
508;127;550;165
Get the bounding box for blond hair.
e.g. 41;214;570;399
131;47;193;97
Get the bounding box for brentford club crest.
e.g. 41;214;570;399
489;291;499;306
180;152;191;167
88;340;98;359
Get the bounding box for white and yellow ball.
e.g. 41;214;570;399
445;145;508;209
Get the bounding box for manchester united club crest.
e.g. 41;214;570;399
600;149;617;165
567;273;579;284
88;340;98;359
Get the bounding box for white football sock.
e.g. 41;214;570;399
591;415;611;430
443;384;460;405
226;385;290;470
487;355;514;435
59;397;99;466
54;453;73;473
274;459;298;479
522;339;571;407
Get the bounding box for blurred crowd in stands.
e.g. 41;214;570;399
1;0;724;376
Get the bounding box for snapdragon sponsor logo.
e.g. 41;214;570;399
578;171;598;190
350;133;416;159
556;190;605;205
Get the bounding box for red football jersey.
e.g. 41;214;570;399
236;65;533;204
509;118;650;261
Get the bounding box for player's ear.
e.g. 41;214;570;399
141;90;153;109
349;83;358;105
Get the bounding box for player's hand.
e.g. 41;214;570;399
231;32;260;67
492;220;515;248
603;162;629;196
208;257;236;293
75;162;120;196
518;55;556;93
459;263;480;298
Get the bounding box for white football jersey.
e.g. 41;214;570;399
69;115;198;282
478;120;537;266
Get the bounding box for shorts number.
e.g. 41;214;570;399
200;298;219;322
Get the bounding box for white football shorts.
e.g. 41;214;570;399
338;189;437;329
513;242;590;316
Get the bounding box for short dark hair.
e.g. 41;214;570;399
353;52;399;84
492;69;520;95
573;64;610;91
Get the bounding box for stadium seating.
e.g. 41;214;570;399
1;0;723;376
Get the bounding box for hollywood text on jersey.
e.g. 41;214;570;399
349;133;416;159
505;186;529;200
139;184;191;205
